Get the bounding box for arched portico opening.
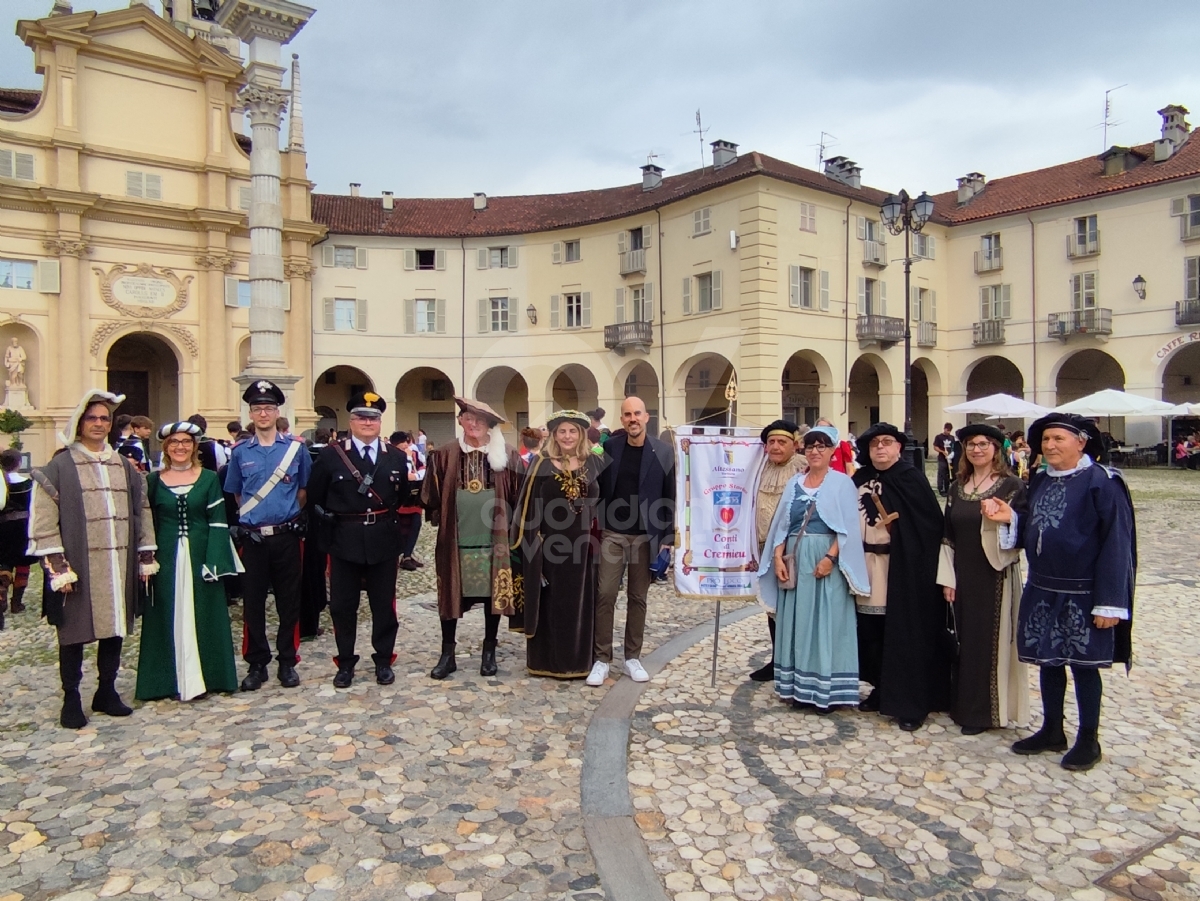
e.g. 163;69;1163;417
314;366;375;433
106;332;181;442
675;353;736;426
848;354;891;437
549;364;600;419
965;356;1024;399
394;367;456;443
617;360;660;435
781;350;832;427
476;366;529;434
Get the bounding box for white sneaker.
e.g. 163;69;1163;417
624;659;650;682
586;661;609;686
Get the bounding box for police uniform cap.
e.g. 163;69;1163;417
348;391;387;418
243;379;285;407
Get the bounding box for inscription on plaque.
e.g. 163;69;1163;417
93;263;192;319
113;276;174;308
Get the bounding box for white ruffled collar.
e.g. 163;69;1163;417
1046;454;1093;477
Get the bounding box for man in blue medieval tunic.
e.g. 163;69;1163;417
983;412;1135;772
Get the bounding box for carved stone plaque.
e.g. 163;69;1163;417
93;263;193;319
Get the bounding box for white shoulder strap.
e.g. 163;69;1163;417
238;439;303;518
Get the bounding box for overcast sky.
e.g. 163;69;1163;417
4;1;1198;200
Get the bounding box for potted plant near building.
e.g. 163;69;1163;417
0;409;33;469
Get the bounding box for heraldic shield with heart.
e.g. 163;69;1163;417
712;489;742;528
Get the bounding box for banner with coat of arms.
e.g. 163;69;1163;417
673;427;765;600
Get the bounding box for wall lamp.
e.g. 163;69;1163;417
1132;274;1147;300
526;304;538;325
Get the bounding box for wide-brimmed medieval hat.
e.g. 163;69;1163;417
454;396;506;427
157;421;204;441
855;422;906;463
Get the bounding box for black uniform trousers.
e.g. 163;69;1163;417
329;554;399;668
241;530;302;667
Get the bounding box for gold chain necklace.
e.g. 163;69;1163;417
464;450;485;493
552;460;588;504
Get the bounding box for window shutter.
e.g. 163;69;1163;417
15;153;34;181
550;294;561;329
927;235;936;259
1085;271;1097;304
879;280;886;316
581;291;591;328
323;298;335;330
644;282;654;323
857;277;866;314
404;298;415;334
225;276;240;308
980;287;991;320
910;286;919;322
126;170;143;197
507;247;519;268
930;290;937;323
711;270;723;310
355;298;368;331
618;231;627;254
436;299;447;333
682;277;692;315
702;208;711;233
552;242;562;264
1000;284;1012;319
856;216;866;240
1188;257;1200;299
37;259;60;294
642;225;652;249
477;248;489;270
478;298;490;333
614;288;624;324
507;297;519;332
0;150;11;178
145;173;162;200
1171;197;1187;217
1071;273;1081;307
819;270;830;311
788;265;801;308
321;245;334;267
239;186;252;210
281;282;291;312
435;249;446;271
355;247;368;269
404;249;416;271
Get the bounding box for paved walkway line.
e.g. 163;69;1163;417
581;603;760;901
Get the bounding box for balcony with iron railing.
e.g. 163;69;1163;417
1066;233;1101;258
862;240;888;268
974;248;1003;273
604;319;653;354
972;318;1006;346
856;313;904;345
619;248;646;275
1176;299;1200;326
1048;308;1112;339
916;321;937;347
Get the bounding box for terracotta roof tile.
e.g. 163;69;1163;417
312;152;892;238
0;87;40;115
931;133;1200;224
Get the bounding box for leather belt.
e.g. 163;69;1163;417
337;509;393;525
241;519;302;536
863;542;891;555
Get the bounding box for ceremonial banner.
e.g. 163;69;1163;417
673;427;765;599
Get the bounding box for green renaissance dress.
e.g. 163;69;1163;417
136;469;240;701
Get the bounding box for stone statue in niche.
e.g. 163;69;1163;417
4;339;26;389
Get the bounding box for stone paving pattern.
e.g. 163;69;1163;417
627;470;1200;901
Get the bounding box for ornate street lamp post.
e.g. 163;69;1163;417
879;189;935;465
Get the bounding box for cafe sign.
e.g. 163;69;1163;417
94;262;192;319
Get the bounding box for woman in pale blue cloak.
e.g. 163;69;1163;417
757;426;870;710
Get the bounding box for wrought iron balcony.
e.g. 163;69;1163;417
619;248;646;275
604;319;653;354
862;240;888;268
973;318;1006;345
1066;233;1101;258
916;321;937;347
1176;299;1200;326
856;313;904;345
974;249;1003;273
1048;308;1112;339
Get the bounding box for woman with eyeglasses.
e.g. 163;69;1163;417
936;424;1029;736
757;426;870;711
135;422;241;702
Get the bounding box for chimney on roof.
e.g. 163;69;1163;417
641;163;664;192
473;192;487;211
50;0;73;15
382;191;394;211
711;140;738;170
349;183;361;197
956;172;986;204
1155;104;1191;161
823;156;861;189
1099;146;1140;176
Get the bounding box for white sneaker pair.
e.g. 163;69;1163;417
586;661;609;686
585;659;650;685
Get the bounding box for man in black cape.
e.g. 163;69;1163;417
852;423;949;731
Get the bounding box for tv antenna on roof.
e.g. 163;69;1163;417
693;109;710;169
647;151;659;166
1096;84;1128;150
812;131;838;168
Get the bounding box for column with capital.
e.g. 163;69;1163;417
195;248;235;416
43;237;91;411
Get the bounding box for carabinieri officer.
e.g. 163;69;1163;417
224;379;311;691
307;392;414;688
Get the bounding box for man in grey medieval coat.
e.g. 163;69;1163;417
28;390;157;728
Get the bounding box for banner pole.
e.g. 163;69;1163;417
711;600;721;688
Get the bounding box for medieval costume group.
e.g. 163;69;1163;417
2;383;1133;773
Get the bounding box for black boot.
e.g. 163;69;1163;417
59;643;87;729
430;642;457;680
11;578;26;613
241;663;269;691
92;637;132;716
1012;720;1068;755
480;639;498;677
749;616;775;681
1061;728;1102;771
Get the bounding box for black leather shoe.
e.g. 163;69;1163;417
898;718;925;732
278;664;300;688
375;665;395;685
333;667;354;689
961;726;988;736
748;661;774;682
859;689;880;712
480;639;498;677
430;643;457;680
1012;722;1068;755
240;664;268;692
399;557;420;572
92;685;133;717
1061;728;1102;771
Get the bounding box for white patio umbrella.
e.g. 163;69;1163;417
1167;402;1200;416
944;393;1051;418
1053;389;1175;417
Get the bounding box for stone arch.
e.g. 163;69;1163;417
847;353;893;437
314;365;376;433
781;349;833;427
1163;343;1200;404
394;366;456;442
547;363;600;415
1053;349;1125;405
614;359;661;435
475;366;529;433
237;336;251;374
673;352;736;426
963;355;1024;399
0;319;42;411
106;333;181;448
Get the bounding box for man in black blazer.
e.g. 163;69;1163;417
306;392;415;688
589;396;675;686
